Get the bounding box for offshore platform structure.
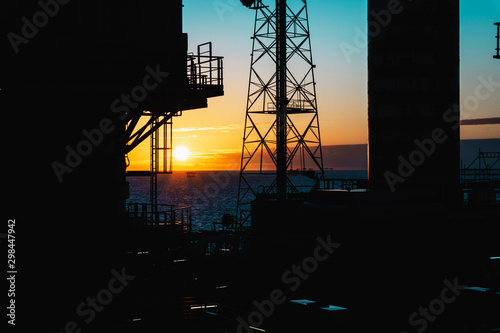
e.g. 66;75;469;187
4;0;223;329
124;42;223;218
236;0;324;229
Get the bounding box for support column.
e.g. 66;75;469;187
276;0;287;200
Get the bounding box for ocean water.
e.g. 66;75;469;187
127;170;367;231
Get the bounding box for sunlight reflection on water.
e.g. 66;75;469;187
127;170;367;231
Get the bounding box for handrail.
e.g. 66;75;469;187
187;42;224;87
314;178;368;191
126;203;192;232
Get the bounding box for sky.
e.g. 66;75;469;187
127;0;500;171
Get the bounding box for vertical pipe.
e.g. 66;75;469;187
163;122;167;173
497;23;499;57
150;118;158;217
150;123;154;209
170;120;173;173
209;42;213;84
276;0;287;200
155;121;160;174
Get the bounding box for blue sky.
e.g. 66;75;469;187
177;0;500;148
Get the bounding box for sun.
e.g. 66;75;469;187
173;145;190;162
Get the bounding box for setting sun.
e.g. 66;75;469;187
173;145;190;162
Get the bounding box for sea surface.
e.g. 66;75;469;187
127;170;367;231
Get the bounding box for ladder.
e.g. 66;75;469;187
150;116;173;218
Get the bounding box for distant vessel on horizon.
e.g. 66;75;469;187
186;171;196;178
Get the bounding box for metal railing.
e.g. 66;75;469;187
187;42;223;88
126;203;191;232
266;99;314;113
461;169;500;183
253;178;369;195
460;149;500;206
314;178;368;191
256;183;312;194
460;150;500;183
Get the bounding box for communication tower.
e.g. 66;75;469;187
236;0;324;229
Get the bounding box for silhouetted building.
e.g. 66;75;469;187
368;0;460;206
3;0;222;331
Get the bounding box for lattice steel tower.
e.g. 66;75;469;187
236;0;324;229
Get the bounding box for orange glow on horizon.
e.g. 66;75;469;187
125;97;499;172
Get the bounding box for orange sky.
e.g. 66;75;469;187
126;103;500;172
127;0;500;172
